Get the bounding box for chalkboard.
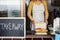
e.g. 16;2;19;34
0;17;25;38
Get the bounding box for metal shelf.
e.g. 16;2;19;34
0;35;54;40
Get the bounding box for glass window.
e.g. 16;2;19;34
0;0;25;17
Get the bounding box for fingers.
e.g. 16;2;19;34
32;20;35;24
45;20;48;24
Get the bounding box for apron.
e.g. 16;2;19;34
31;3;45;31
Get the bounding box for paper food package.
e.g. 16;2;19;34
35;22;47;35
35;22;47;29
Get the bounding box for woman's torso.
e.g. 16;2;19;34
32;2;45;22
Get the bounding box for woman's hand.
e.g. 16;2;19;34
31;20;35;24
45;20;48;25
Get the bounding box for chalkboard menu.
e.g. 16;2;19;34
0;17;25;38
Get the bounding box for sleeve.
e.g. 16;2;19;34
27;1;34;21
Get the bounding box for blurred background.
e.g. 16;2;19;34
26;0;60;35
0;0;25;17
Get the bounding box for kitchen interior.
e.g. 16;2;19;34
26;0;60;33
47;0;60;35
26;0;60;40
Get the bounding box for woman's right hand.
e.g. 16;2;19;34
32;20;35;24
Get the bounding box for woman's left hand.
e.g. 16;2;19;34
45;20;48;25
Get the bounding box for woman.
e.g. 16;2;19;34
27;0;49;32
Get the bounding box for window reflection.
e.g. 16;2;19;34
0;0;24;17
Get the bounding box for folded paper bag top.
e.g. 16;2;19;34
35;22;47;29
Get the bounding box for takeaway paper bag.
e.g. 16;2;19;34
35;22;47;29
35;22;47;35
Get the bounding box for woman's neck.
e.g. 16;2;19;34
35;1;42;5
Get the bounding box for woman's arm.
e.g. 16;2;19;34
27;1;34;21
43;0;49;24
43;0;49;20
